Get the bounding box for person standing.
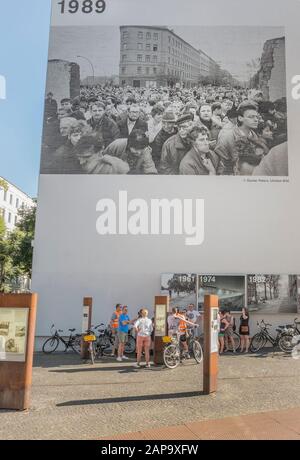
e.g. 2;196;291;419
110;304;122;357
219;310;229;354
239;307;250;353
224;310;236;353
186;303;202;338
134;308;153;368
117;305;131;362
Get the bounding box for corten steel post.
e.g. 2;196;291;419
0;293;37;410
154;296;169;365
203;294;219;395
81;297;93;359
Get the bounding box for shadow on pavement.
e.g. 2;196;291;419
56;390;204;407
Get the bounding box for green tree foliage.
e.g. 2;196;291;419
0;205;36;292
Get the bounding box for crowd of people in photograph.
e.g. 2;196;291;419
108;303;250;368
42;83;288;176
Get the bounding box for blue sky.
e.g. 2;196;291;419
0;0;51;197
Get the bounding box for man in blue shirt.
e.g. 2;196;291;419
117;305;132;362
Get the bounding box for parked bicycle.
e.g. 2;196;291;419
94;324;136;356
42;324;81;354
275;317;300;353
250;320;294;353
163;332;203;369
82;328;97;364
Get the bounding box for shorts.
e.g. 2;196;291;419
137;335;151;352
218;332;225;338
224;327;234;338
118;331;128;343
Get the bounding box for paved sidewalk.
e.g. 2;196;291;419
104;407;300;440
0;351;300;439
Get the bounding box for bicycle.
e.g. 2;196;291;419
163;332;203;369
224;331;241;352
275;317;300;353
250;320;294;353
95;324;136;355
82;328;97;364
42;324;81;354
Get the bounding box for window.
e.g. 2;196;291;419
154;33;158;40
9;194;13;205
153;67;157;74
146;32;151;39
123;43;127;50
3;190;7;201
168;47;170;54
122;55;127;62
8;212;11;224
168;36;171;43
146;55;151;62
146;43;151;51
168;57;170;64
16;198;19;209
153;45;158;52
122;66;126;74
137;55;143;62
122;31;128;39
137;66;142;74
138;31;143;39
152;55;157;63
15;216;17;225
146;67;150;75
138;43;143;50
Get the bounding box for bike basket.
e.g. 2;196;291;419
162;336;172;343
83;335;96;342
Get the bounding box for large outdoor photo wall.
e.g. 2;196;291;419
32;0;300;338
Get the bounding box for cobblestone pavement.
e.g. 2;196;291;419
1;351;300;440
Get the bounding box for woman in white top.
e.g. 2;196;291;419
134;308;153;368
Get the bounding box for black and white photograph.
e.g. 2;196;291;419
161;273;197;309
41;25;288;176
0;321;10;337
247;274;298;314
198;275;246;312
15;326;26;338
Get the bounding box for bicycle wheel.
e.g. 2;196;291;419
42;336;59;354
250;333;266;353
163;344;180;369
226;332;241;351
70;335;82;354
124;336;136;354
278;334;294;353
192;340;203;364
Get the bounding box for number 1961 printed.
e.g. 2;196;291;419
58;0;106;14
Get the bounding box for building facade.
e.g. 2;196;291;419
119;26;222;88
0;177;35;232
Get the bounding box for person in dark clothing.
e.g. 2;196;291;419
150;110;177;168
239;307;250;353
88;101;120;148
117;104;148;139
45;92;58;120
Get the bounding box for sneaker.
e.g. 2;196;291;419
110;353;115;357
146;363;151;368
122;356;129;360
134;362;141;368
116;357;122;362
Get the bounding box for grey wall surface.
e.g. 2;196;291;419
32;0;300;335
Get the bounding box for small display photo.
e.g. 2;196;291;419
247;274;298;314
161;273;197;309
0;308;29;362
0;322;10;336
198;275;246;312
